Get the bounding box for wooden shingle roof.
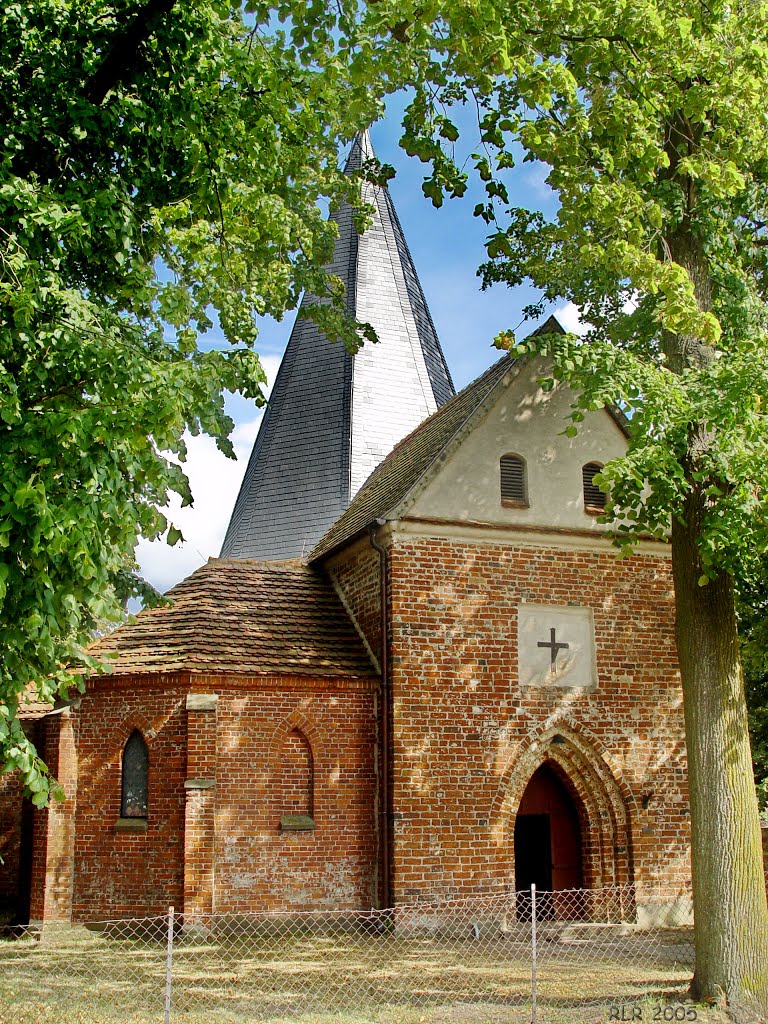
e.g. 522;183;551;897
88;559;377;678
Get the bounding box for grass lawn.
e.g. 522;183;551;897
0;924;728;1024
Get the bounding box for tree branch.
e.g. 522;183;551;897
84;0;179;106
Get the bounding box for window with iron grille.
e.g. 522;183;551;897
121;730;149;819
582;462;607;513
500;454;528;507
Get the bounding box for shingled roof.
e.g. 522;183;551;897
88;559;377;678
220;130;454;562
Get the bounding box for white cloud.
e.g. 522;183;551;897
553;301;590;336
134;353;282;594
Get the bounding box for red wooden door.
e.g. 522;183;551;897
515;762;583;917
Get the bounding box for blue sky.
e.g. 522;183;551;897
135;113;580;594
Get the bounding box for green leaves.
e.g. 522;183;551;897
0;1;384;802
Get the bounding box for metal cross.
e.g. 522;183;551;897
537;627;569;673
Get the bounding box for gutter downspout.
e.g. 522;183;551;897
369;521;391;909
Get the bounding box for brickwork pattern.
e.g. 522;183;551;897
184;696;217;918
378;534;690;902
29;712;79;923
329;543;383;665
213;681;378;912
71;684;187;920
281;729;314;817
0;765;24;921
14;673;380;922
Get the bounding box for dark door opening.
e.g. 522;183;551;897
514;762;584;920
514;813;552;920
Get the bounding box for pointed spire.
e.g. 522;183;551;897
344;128;375;172
220;128;455;561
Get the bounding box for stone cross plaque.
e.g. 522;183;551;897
518;605;597;689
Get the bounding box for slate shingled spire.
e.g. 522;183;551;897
221;130;455;561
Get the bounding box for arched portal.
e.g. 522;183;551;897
514;762;584;919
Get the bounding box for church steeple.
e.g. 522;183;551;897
220;129;454;561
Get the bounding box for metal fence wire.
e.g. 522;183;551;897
0;884;697;1024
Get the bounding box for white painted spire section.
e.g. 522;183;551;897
349;191;439;495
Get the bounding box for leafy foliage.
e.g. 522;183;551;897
738;573;768;804
273;0;768;1003
0;0;382;802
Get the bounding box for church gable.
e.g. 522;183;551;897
310;318;630;564
407;356;627;533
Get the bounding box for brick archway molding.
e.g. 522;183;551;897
491;721;636;893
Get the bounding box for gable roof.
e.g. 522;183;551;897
309;315;629;563
88;559;377;678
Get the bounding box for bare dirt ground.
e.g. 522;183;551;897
0;924;731;1024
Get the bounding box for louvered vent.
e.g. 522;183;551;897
582;462;607;512
500;454;528;506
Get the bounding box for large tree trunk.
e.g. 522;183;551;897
672;500;768;1011
662;185;768;1009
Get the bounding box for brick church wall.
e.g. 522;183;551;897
55;672;378;921
0;766;25;922
384;532;690;901
71;681;187;920
212;677;378;912
328;542;383;666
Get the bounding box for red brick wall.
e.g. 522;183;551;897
64;673;377;921
212;678;378;912
384;533;690;901
328;543;383;666
71;682;187;920
281;729;313;816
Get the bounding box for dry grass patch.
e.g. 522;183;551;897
0;925;725;1024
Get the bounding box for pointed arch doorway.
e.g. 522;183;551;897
514;762;583;919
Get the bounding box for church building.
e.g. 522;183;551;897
0;133;691;927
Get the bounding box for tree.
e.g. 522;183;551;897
268;0;768;1012
737;571;768;803
0;2;380;802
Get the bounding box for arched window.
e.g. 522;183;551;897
121;731;149;819
280;728;314;830
500;454;528;507
582;462;608;513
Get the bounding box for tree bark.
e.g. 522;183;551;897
663;208;768;1011
672;502;768;1011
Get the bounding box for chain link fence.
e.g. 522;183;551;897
0;884;700;1024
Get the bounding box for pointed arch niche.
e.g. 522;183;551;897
279;728;314;830
495;726;635;918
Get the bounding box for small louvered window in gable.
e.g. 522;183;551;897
583;462;608;513
121;730;149;819
500;454;528;508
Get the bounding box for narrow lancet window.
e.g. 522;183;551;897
582;462;608;513
500;454;528;507
121;730;149;819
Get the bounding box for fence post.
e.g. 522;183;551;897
531;884;537;1024
165;905;174;1024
